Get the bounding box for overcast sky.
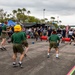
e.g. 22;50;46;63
0;0;75;25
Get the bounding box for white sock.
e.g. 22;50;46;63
47;53;50;56
19;61;22;64
56;54;59;57
13;62;16;64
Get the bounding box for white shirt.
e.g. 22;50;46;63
69;31;73;35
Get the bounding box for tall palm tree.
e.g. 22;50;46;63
50;17;55;25
7;14;10;18
0;9;4;19
27;10;31;22
12;10;17;18
51;17;55;21
59;20;62;25
3;12;7;19
27;10;31;16
17;8;22;13
22;8;26;14
12;10;17;14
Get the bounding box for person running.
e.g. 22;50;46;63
68;29;73;44
46;27;52;41
34;28;39;41
71;30;75;45
47;30;60;58
0;23;8;50
21;26;29;57
11;25;25;68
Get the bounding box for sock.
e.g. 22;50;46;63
13;62;16;64
47;53;50;56
19;61;22;64
56;54;59;58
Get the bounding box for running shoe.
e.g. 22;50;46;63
18;63;23;68
13;63;18;67
24;54;27;57
47;55;50;58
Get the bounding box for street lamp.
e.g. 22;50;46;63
43;9;45;19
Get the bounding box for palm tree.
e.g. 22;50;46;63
27;10;31;22
12;10;17;14
22;8;26;14
3;12;7;19
7;14;10;18
17;8;22;13
41;19;45;23
0;9;4;19
12;10;17;18
27;10;31;16
51;17;55;21
59;20;62;25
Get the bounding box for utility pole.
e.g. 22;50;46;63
43;9;45;23
43;9;45;19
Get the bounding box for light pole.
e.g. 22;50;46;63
57;16;59;25
43;9;45;20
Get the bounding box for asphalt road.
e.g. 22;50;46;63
0;39;75;75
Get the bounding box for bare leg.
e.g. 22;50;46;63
18;52;25;68
55;48;59;58
12;53;17;62
20;52;25;62
47;48;51;58
25;47;29;55
1;38;6;46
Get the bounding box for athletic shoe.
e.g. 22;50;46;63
73;44;75;46
0;47;4;51
24;54;27;57
47;55;50;58
2;47;7;51
56;57;60;59
13;63;18;67
18;63;23;68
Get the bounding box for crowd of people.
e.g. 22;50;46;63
0;23;75;68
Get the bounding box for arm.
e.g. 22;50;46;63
57;36;60;43
49;36;51;43
11;35;13;43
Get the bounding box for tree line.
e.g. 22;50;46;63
0;8;65;29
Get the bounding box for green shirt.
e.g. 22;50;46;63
11;31;25;44
49;34;60;42
2;25;7;34
21;31;27;40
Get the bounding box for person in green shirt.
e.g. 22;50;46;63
47;30;60;58
1;24;8;50
21;27;29;57
11;25;25;68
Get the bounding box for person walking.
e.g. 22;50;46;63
0;23;8;50
21;26;29;57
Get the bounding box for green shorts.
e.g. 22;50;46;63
1;33;7;38
22;40;28;47
49;42;58;49
13;44;24;54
